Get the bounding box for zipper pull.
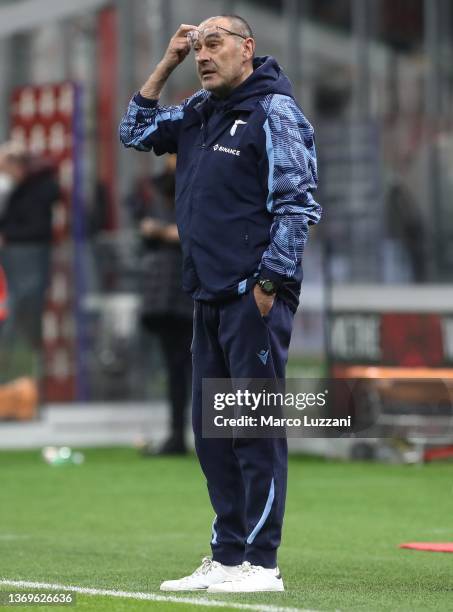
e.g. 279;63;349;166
200;122;206;148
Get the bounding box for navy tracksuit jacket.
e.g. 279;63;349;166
120;56;321;568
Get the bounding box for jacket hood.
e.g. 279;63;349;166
208;56;294;109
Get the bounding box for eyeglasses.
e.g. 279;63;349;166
187;25;248;49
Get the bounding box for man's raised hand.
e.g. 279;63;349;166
139;24;197;99
161;24;197;71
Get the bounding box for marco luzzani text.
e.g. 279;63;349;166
212;389;351;428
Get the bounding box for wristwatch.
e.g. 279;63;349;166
257;278;277;296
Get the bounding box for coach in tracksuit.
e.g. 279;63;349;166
119;15;321;593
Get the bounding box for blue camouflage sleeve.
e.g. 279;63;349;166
258;94;322;285
119;90;208;155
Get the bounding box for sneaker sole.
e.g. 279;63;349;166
160;586;208;591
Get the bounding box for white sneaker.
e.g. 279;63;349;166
207;561;284;593
160;557;242;591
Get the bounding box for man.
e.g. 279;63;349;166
119;14;321;593
129;156;193;455
0;144;58;351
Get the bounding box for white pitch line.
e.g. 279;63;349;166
0;580;318;612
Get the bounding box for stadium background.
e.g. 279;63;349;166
0;2;453;610
1;0;452;408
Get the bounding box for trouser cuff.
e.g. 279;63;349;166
211;543;244;566
245;547;277;569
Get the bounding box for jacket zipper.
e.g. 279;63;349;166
186;122;208;254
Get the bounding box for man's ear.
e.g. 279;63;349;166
243;38;255;61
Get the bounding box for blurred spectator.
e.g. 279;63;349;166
0;143;59;361
0;264;7;324
128;155;193;455
383;181;426;283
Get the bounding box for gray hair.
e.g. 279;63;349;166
221;14;254;39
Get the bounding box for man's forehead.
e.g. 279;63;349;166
197;16;231;31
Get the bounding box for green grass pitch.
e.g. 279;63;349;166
0;448;452;611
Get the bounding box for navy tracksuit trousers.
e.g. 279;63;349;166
192;289;294;569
